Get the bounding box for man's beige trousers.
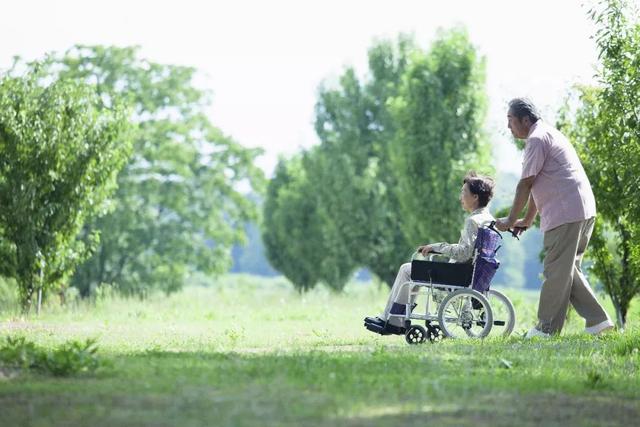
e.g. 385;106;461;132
538;217;611;334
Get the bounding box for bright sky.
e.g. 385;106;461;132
1;0;606;176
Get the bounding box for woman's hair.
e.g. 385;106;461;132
463;172;495;208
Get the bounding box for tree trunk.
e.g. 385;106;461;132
21;282;34;315
37;287;42;315
612;298;626;331
35;255;45;316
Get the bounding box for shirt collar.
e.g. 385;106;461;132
527;120;541;139
470;206;489;216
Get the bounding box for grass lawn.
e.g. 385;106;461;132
1;274;639;426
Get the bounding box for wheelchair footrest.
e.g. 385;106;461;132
364;322;387;335
364;319;406;336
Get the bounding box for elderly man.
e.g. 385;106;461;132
496;98;613;338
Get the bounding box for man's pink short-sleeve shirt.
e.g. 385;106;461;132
521;121;596;232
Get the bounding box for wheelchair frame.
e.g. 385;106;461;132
387;251;515;344
366;222;518;344
389;270;492;341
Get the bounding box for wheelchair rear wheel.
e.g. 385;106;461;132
437;289;493;339
485;289;516;337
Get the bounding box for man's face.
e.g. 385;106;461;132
507;110;530;139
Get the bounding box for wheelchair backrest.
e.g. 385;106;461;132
474;224;502;257
471;224;502;292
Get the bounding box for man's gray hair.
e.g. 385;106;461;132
508;98;541;123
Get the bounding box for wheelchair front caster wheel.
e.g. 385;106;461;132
426;324;443;342
405;325;427;344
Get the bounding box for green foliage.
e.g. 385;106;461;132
610;330;640;356
0;336;102;376
585;369;608;390
0;67;132;311
262;158;324;291
558;0;640;327
314;37;415;287
263;29;491;291
0;336;40;370
0;277;18;312
389;28;492;246
31;46;265;297
40;338;101;376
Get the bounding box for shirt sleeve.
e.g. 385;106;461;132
521;137;545;179
430;217;477;262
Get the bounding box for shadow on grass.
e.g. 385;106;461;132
0;347;638;427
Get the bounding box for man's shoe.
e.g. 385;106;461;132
585;319;615;335
525;327;550;339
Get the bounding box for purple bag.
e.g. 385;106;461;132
470;226;502;293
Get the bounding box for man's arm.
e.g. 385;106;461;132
521;193;537;226
496;176;536;230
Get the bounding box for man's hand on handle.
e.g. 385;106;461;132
495;217;513;232
512;219;531;237
496;217;530;237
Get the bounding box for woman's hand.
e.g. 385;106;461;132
417;245;433;256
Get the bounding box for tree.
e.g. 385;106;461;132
262;158;325;291
31;46;265;296
0;68;131;312
560;87;640;328
263;29;491;291
313;37;414;287
557;0;640;327
389;28;492;248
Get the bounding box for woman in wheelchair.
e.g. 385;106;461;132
365;171;496;335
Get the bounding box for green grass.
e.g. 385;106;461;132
1;274;639;426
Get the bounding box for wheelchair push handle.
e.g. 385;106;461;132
489;220;526;240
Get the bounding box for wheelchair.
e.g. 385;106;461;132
365;222;517;344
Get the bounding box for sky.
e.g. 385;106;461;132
0;0;609;176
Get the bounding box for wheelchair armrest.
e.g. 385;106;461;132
411;250;443;261
427;252;444;261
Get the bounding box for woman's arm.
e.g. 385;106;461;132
428;217;476;262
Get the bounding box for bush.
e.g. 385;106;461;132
0;336;103;377
611;331;640;356
0;277;18;313
0;336;40;370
